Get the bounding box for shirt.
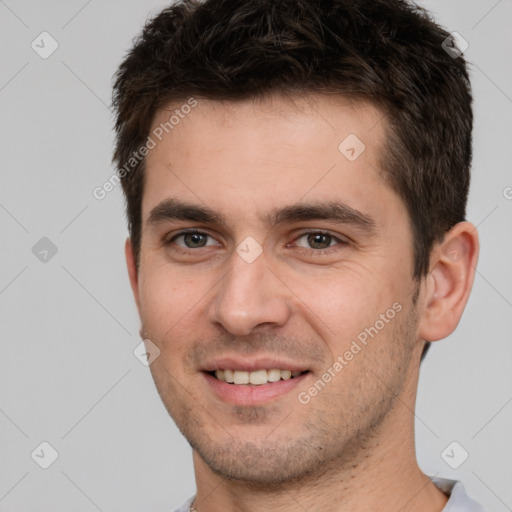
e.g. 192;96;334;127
173;477;487;512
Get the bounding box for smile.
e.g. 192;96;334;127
210;369;309;386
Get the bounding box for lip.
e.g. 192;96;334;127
201;356;310;373
202;370;311;406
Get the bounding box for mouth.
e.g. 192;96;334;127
202;365;312;406
206;368;310;386
200;356;313;405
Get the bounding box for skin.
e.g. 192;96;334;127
125;93;479;512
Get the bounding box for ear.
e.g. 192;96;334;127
125;238;141;317
418;221;479;342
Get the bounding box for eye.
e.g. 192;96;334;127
169;231;219;249
291;231;348;251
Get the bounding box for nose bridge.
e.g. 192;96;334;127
208;246;290;335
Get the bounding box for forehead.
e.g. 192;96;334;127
149;93;386;158
142;93;399;231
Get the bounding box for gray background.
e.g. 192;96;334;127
0;0;511;510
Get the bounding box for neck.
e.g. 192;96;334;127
190;366;448;512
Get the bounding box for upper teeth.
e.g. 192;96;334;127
215;369;303;385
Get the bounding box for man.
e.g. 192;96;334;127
112;0;485;510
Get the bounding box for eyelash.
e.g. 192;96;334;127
165;229;348;256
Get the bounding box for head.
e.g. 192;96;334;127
113;0;478;485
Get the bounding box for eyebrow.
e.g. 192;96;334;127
147;198;376;234
266;202;376;233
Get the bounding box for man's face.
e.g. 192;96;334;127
128;94;424;484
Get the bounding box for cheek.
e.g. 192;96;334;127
138;263;203;340
290;264;406;351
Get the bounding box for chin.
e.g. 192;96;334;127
188;432;336;486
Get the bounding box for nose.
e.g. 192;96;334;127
207;247;291;336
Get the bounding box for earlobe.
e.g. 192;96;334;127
125;238;141;316
418;222;479;342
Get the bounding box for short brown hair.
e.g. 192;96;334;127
112;0;473;282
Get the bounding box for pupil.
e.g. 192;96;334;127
308;233;331;249
185;233;206;248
